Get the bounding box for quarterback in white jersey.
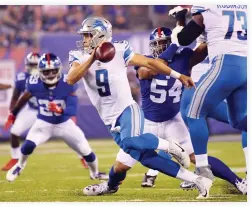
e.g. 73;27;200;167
176;5;247;197
67;16;212;199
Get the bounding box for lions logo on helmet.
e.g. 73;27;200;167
76;17;112;54
149;27;172;58
38;53;62;85
25;52;41;74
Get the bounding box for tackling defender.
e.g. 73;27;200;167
67;16;213;199
138;26;246;195
6;53;108;182
174;5;247;195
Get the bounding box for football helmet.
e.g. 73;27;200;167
76;16;112;54
38;53;62;85
149;27;172;58
24;52;40;74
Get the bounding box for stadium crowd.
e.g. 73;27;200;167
0;5;177;48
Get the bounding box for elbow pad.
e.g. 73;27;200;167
177;20;204;46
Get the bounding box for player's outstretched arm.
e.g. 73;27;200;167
9;87;22;111
4;91;32;130
137;67;157;80
129;54;195;88
67;51;96;85
0;83;12;90
11;91;32;116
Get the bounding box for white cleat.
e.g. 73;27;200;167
195;176;213;199
235;178;247;195
6;163;25;182
83;181;118;196
167;140;190;169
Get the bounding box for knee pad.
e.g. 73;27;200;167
21;140;36;155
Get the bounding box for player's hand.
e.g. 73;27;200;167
92;41;106;61
48;102;63;114
179;75;196;89
4;113;16;131
168;6;189;17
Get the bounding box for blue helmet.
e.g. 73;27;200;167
38;53;62;85
149;27;172;57
24;52;40;74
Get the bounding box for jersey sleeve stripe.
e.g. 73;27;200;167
124;47;134;65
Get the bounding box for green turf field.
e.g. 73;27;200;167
0;139;247;202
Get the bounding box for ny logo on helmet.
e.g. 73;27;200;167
93;20;107;31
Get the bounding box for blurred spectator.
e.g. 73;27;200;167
0;30;10;48
108;6;129;30
66;6;86;32
14;29;34;47
128;6;152;31
86;5;109;19
42;6;68;32
148;5;176;28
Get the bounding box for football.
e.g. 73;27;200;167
95;42;116;63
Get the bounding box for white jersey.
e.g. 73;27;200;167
69;41;135;125
191;5;247;61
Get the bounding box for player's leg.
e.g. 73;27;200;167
119;103;190;168
242;131;247;171
181;88;246;193
58;119;108;180
6;119;51;182
2;106;37;171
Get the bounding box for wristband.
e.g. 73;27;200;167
170;70;181;79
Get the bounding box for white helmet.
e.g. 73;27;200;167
76;16;112;53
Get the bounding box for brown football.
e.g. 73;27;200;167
95;42;116;63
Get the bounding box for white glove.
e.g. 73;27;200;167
169;6;189;17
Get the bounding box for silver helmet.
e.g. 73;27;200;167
76;16;112;54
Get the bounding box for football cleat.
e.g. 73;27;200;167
141;173;157;187
167;140;190;169
90;172;109;180
6;162;25;182
83;181;118;196
235;178;247;195
195;176;213;199
180;181;196;190
80;158;89;169
1;159;19;171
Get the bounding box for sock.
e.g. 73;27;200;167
208;156;241;185
146;169;159;177
195;154;208;167
176;167;199;183
187;117;209;167
83;152;99;176
139;150;180;178
11;146;21;159
108;166;126;189
242;131;247;171
20;140;36;168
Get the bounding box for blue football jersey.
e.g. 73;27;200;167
15;72;38;109
26;74;78;124
135;47;193;122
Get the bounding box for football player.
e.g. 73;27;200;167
173;5;247;196
3;52;88;171
67;16;212;199
138;26;246;195
6;53;108;182
2;52;40;171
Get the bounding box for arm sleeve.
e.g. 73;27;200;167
158;44;179;62
69;51;82;67
64;95;78;117
123;41;135;65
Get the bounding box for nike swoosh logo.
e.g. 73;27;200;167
175;143;185;152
